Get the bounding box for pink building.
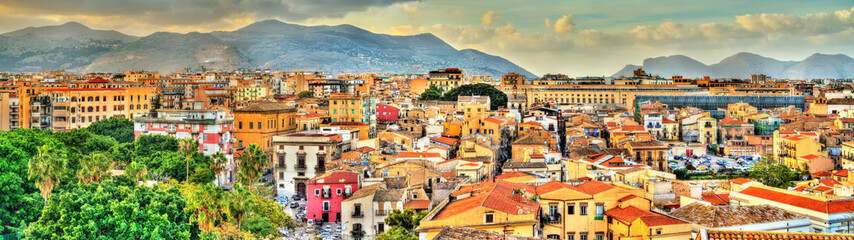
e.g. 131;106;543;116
307;171;359;223
376;103;399;123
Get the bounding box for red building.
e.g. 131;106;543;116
376;103;399;123
306;171;359;223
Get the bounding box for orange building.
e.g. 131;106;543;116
19;83;157;130
233;102;297;150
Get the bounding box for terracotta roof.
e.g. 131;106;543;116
536;181;580;194
718;117;747;125
512;134;548;145
520;121;543;127
404;199;432;210
605;206;685;226
307;171;359;185
576;181;614;195
374;189;406;202
706;229;854;240
834;169;849;177
429;136;459;145
435;181;538;220
396;152;443;159
484;118;505;125
670;203;804;228
700;192;730;205
496;171;532;180
818;179;841;187
730;178;753;184
813;171;832;177
345;183;381;200
662;118;678;124
87;78;110;83
234;102;293;112
737;186;854;214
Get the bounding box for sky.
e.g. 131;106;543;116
1;0;853;76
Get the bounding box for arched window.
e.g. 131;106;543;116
144;104;148;109
130;105;134;110
87;96;93;102
137;104;141;110
87;107;93;112
71;97;77;102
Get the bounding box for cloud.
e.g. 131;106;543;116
399;4;420;15
544;18;551;29
0;0;417;29
482;11;497;26
734;8;854;35
553;14;574;33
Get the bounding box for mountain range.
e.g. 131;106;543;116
0;20;537;78
612;52;854;79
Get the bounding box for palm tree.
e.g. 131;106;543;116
179;138;200;182
125;160;148;183
226;185;252;230
237;144;268;192
77;152;113;184
28;143;68;206
185;184;226;231
211;152;228;187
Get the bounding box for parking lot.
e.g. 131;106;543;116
278;195;343;240
669;153;760;174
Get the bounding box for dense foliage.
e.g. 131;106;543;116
418;85;443;101
376;209;426;240
87;117;135;143
0;123;293;239
749;156;805;188
441;83;507;110
297;90;313;98
24;179;197;240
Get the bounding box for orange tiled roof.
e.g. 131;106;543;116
403;200;432;210
520;121;543;127
718;117;747;125
436;180;538;220
662;118;678;124
730;178;753;184
576;181;614;195
484;118;504;125
738;186;854;214
605;206;685;226
429;136;459;145
536;181;580;194
834;169;849;177
706;229;854;240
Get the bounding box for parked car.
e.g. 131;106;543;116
290;202;299;208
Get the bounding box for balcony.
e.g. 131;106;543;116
352;211;364;218
295;164;307;170
376;210;387;216
546;214;561;224
322;190;332;199
191;128;200;134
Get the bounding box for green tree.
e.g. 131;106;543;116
28;142;68;206
180;138;200;182
749;156;801;188
77;152;113;184
418;85;443;101
23;180;196;240
184;184;226;232
125;160;148;182
237;144;268;191
211;152;228;186
87;117;135;143
189;166;216;185
0;129;50;234
298;90;313;98
134;134;179;159
384;209;427;233
441;83;508;110
375;226;417;240
108;142;135;167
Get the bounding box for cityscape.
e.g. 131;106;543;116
3;1;854;240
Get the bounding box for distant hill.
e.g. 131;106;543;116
0;20;536;78
612;52;854;79
0;22;138;72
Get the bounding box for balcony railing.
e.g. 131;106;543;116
295;165;307;170
547;214;561;224
352;211;364;218
376;210;387;216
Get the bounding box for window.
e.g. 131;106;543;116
257;122;261;129
336;189;342;196
377;223;384;233
484;213;494;223
278;156;284;167
319;146;324;151
580;235;587;240
323;201;330;211
595;204;604;220
299;146;304;150
547;235;560;239
568;235;574;240
549;205;559;216
345;186;352;195
567;203;575;215
249;122;253;129
596;235;603;240
315;189;321;196
656;229;662;235
279;172;284;180
580;204;588;215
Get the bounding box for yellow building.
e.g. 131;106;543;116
328;93;363;123
417;180;539;239
537;180;657;240
19;85;157;130
442;122;462;137
427;68;464;91
235;82;268;102
727;102;758;122
699;117;717;144
605;205;692;240
625;141;669;170
839;141;854;167
773;132;823;168
233;102;296;150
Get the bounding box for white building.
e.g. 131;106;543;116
272;130;348;197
